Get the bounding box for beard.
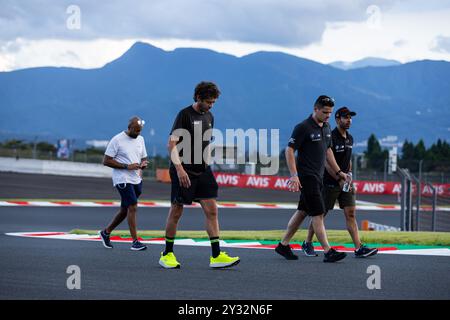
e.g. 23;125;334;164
199;103;211;113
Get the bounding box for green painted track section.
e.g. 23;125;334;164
71;229;450;247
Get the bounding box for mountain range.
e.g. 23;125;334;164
1;41;449;154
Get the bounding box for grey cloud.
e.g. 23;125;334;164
0;40;22;53
394;39;407;47
431;35;450;54
0;0;396;47
60;50;80;61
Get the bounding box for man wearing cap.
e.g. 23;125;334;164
99;116;149;251
301;107;378;258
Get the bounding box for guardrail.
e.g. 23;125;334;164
0;157;112;178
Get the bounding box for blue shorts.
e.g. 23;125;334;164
115;182;142;208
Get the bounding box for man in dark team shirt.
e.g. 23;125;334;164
302;107;378;258
275;95;348;263
159;81;240;269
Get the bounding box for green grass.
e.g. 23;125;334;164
71;229;450;246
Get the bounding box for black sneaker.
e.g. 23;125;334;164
323;248;347;263
275;242;298;260
355;245;378;258
99;230;113;249
131;240;147;251
301;241;318;257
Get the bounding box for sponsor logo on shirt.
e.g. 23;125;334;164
310;133;321;141
335;145;345;152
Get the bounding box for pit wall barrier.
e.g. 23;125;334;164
157;169;450;197
0;157;112;178
1;158;448;196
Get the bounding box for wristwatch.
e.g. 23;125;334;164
123;164;128;169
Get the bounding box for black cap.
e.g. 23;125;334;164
335;106;356;118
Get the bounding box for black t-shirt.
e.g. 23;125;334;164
288;115;332;181
323;128;353;186
169;105;214;175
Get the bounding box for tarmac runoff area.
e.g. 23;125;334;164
1;172;449;299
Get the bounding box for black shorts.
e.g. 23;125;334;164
297;175;326;216
170;166;218;205
116;182;142;208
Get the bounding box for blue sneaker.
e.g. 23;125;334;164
99;230;113;249
301;241;318;257
355;244;378;258
131;240;147;251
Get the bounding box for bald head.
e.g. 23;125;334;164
127;116;145;139
128;116;145;128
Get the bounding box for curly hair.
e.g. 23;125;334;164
193;81;221;102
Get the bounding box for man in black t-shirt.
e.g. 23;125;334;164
275;95;348;263
159;81;240;269
302;107;378;258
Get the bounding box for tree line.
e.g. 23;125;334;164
365;134;450;172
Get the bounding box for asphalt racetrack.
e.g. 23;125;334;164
1;173;449;299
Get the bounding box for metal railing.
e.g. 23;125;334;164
398;168;413;231
398;167;440;231
411;175;421;231
426;182;437;231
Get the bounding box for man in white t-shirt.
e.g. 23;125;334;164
99;116;149;251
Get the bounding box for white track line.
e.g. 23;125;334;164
1;200;449;211
5;232;450;257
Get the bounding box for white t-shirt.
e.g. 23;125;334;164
105;131;147;186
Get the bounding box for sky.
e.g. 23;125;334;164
1;0;450;71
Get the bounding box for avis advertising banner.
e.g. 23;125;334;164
213;172;450;197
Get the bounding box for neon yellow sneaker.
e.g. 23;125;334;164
159;252;181;269
210;251;240;268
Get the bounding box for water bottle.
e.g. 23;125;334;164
342;172;352;192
